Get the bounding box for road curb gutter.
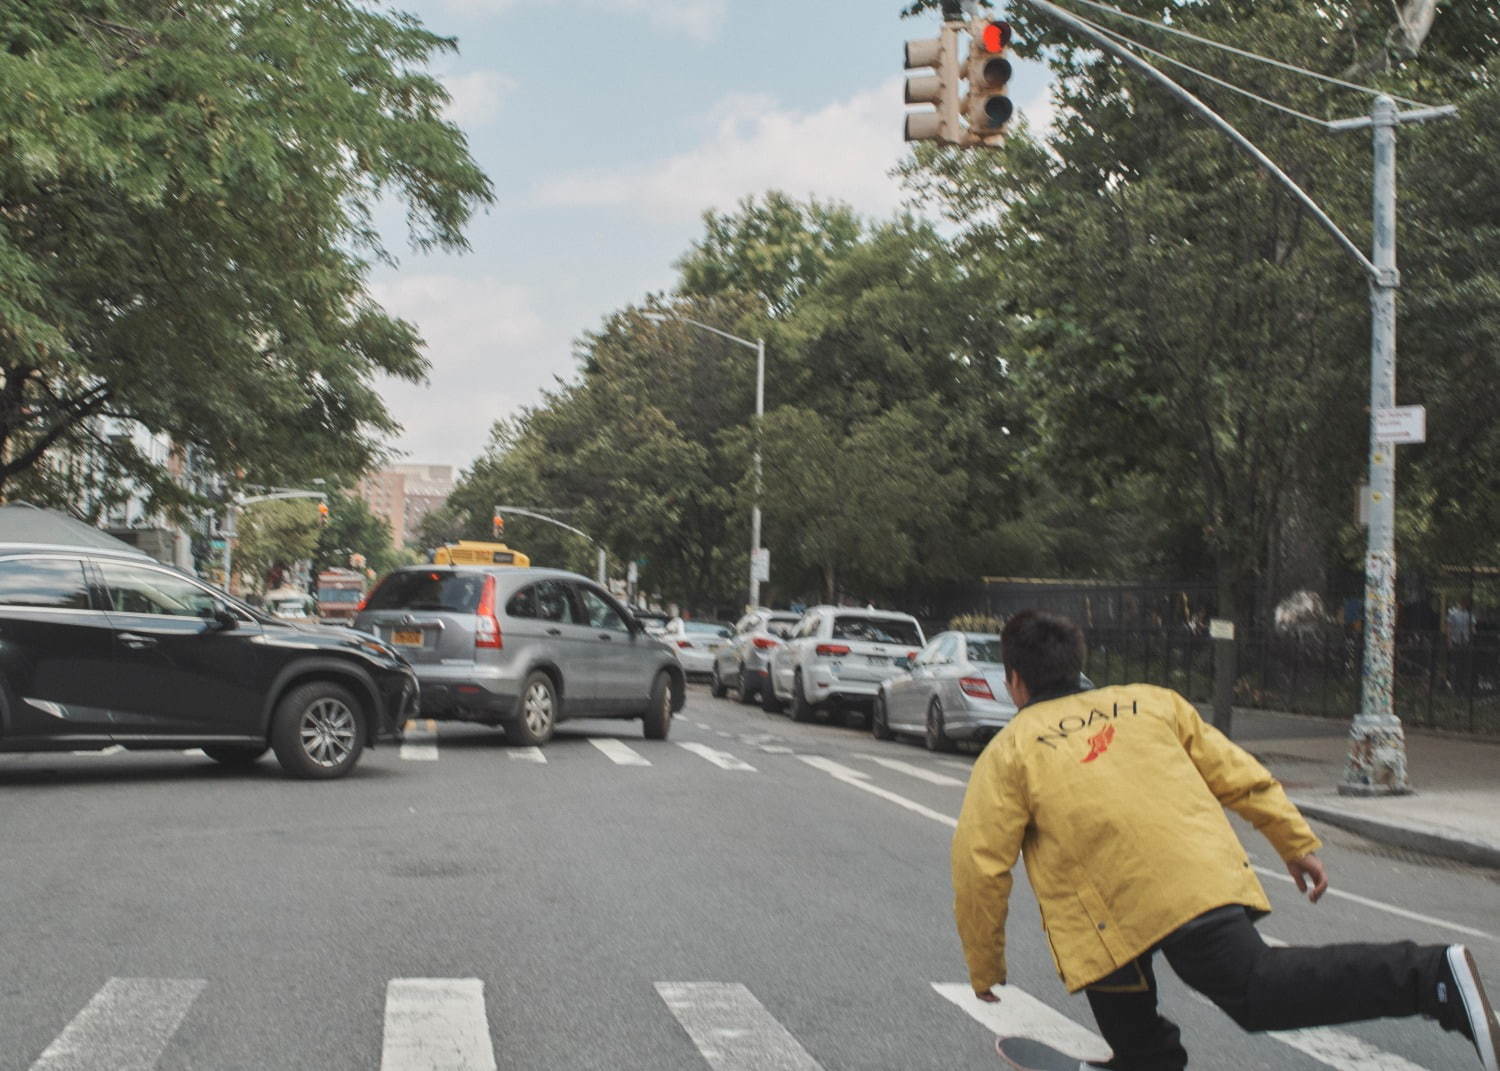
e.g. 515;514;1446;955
1290;797;1500;871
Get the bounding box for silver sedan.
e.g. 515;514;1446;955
875;631;1015;752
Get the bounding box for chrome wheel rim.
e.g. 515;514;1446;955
300;697;357;768
524;681;554;736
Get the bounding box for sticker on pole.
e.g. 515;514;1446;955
1209;619;1235;641
1373;405;1425;444
751;548;770;583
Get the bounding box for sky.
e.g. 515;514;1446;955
369;0;1053;471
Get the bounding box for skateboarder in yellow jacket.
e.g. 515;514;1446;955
952;609;1499;1071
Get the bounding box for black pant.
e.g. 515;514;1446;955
1084;906;1447;1071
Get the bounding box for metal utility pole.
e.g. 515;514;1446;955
493;505;608;585
1005;0;1453;794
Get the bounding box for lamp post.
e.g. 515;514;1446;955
643;312;767;611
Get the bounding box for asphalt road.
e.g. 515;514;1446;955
0;683;1495;1070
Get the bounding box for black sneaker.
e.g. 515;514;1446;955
1438;945;1499;1071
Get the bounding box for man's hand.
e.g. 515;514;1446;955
1286;853;1328;903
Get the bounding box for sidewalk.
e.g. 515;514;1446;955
1205;706;1500;869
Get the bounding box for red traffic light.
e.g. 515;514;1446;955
981;21;1011;53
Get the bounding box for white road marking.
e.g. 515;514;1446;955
68;746;125;757
931;982;1111;1063
30;977;205;1071
758;745;794;754
855;754;967;787
507;747;547;764
693;722;713;730
677;743;757;772
589;738;652;766
380;978;496;1071
400;743;439;761
1255;866;1496;942
656;983;822;1070
1187;988;1427;1070
934;758;974;772
799;756;958;828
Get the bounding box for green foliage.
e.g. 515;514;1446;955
312;491;403;579
0;1;492;510
236;500;319;593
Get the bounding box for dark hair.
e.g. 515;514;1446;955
1000;610;1085;694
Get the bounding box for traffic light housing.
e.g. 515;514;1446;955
904;22;962;144
317;501;330;525
492;512;505;539
964;20;1014;144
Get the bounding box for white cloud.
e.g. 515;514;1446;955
536;81;912;223
441;70;517;127
369;275;564;467
437;0;726;40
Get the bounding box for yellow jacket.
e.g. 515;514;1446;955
951;684;1321;994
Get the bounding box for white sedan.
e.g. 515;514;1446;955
661;618;733;676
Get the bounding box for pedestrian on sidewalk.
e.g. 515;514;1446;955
951;609;1498;1071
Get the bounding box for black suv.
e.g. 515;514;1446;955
0;509;416;778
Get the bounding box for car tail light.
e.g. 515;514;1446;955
354;594;369;613
960;676;995;700
752;635;780;649
676;640;694;649
815;643;850;657
474;575;502;649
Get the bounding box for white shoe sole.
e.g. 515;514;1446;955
1449;945;1500;1071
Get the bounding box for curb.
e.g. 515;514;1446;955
1289;797;1500;871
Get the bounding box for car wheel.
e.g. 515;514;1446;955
761;672;785;713
871;694;893;741
791;671;814;723
270;681;365;779
710;664;728;699
510;671;558;747
203;744;269;768
643;671;673;740
736;665;758;705
926;698;956;753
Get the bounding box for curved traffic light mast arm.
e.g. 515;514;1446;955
1012;0;1379;282
492;505;609;585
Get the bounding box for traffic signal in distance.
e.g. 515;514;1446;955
964;20;1014;143
904;21;962;144
492;513;505;539
317;501;330;525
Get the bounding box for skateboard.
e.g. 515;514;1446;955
995;1035;1096;1070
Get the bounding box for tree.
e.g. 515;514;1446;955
312;491;403;579
0;2;492;509
235;500;320;594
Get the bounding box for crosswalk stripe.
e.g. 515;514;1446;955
68;746;125;757
30;977;205;1071
656;983;822;1070
934;758;973;772
800;756;958;828
855;754;967;787
507;747;547;764
400;743;439;761
931;983;1111;1063
676;743;757;772
380;978;496;1071
589;738;652;766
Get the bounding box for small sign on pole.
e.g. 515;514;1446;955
1209;618;1235;641
1373;404;1426;444
751;547;770;583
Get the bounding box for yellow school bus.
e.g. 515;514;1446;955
432;541;532;567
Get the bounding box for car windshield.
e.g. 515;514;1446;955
831;615;922;646
968;639;1003;664
684;621;731;638
364;570;485;613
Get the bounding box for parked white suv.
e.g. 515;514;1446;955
763;606;925;726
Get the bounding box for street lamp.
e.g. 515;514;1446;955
643;312;768;611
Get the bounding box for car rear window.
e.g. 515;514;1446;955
364;570;485;613
832;615;922;646
968;639;1003;663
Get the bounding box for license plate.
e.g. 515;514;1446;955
867;655;887;666
392;628;423;647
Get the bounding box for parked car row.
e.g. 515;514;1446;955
700;597;1072;752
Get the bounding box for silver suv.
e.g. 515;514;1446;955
354;566;684;746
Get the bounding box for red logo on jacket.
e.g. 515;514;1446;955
1082;724;1115;763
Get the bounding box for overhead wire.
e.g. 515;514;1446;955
1063;7;1339;128
1056;0;1437;109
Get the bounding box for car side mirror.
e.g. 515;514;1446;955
207;606;238;632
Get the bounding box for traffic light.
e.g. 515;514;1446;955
492;512;505;539
904;21;962;144
317;501;330;526
964;20;1014;144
